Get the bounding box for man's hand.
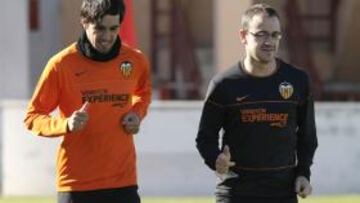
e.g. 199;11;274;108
122;112;141;134
67;102;89;132
295;176;312;198
215;145;235;174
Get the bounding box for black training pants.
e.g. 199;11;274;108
216;195;298;203
58;186;140;203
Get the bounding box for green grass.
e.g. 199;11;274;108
299;195;360;203
0;195;359;203
144;197;212;203
0;197;52;203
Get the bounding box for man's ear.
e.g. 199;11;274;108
239;29;247;44
80;19;88;29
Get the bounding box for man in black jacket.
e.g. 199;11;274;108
196;3;318;203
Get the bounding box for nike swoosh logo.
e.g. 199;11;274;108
236;95;249;102
75;70;87;77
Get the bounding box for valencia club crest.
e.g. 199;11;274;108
120;61;133;78
279;81;294;99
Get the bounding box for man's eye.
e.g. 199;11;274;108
256;31;267;36
95;26;105;31
273;32;281;38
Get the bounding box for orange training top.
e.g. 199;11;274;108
24;43;151;191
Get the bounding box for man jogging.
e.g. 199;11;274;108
196;3;317;203
24;0;151;202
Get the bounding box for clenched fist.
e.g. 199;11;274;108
122;111;141;134
216;145;236;175
67;102;89;132
295;176;312;198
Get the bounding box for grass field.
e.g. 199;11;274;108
0;196;360;203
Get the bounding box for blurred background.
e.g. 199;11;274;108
0;0;360;201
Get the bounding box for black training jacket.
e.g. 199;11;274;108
196;59;318;197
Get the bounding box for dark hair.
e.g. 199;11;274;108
80;0;126;24
241;3;280;30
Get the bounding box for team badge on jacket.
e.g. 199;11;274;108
279;81;294;99
120;61;133;78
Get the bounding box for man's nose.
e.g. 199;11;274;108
102;30;113;41
263;39;274;46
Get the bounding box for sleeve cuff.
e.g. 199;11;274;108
296;165;311;181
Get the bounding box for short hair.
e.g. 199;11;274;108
241;3;280;30
80;0;126;24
